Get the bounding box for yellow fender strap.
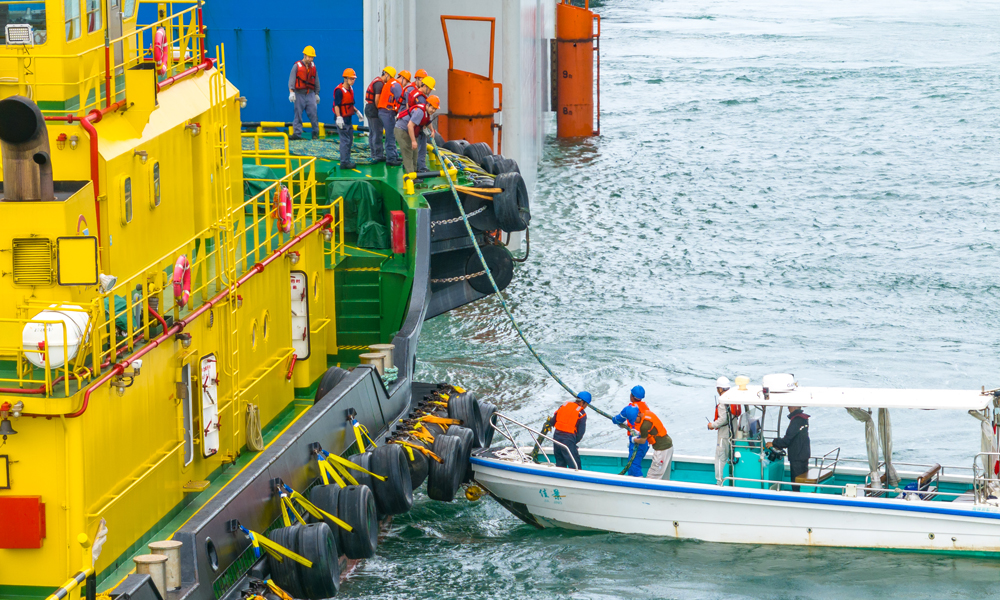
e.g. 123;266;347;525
290;491;354;532
318;459;347;487
327;451;387;482
355;422;379;449
266;580;294;600
419;415;461;426
280;496;307;527
391;439;443;463
254;532;313;568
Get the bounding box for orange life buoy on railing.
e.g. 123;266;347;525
152;27;168;76
275;185;293;233
173;255;191;307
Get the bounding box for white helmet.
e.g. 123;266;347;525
716;376;731;390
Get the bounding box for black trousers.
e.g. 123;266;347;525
789;460;809;492
553;431;582;470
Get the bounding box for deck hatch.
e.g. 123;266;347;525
12;237;54;286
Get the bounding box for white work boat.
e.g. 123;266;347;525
471;379;1000;555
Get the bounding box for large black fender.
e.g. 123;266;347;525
479;401;498;448
447;392;485;448
337;484;378;559
296;522;341;599
465;245;514;295
314;366;350;403
267;525;305;598
427;435;463;502
493;172;530;232
463;142;493;168
370;444;414;515
445;425;475;484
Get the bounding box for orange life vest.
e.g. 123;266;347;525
294;61;317;91
400;82;417;110
714;401;742;421
553;401;585;434
334;83;355;117
397;103;432;128
631;400;650;414
377;80;401;111
364;77;383;104
636;410;667;445
406;87;426;112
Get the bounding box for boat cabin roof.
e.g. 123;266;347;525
723;386;991;411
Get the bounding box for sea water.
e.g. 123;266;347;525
346;0;1000;597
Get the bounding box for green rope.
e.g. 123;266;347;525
432;139;614;422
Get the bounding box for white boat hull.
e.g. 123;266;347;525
472;452;1000;555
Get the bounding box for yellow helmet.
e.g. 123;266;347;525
302;45;316;57
382;66;397;78
421;75;436;91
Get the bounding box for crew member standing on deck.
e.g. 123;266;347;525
707;376;738;485
767;407;811;492
375;70;406;166
618;405;649;477
400;69;426;112
403;75;436;171
394;95;439;174
545;392;590;469
333;68;358;169
364;66;396;163
633;406;673;479
288;46;320;140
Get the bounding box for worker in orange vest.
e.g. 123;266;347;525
544;391;591;469
403;75;436;171
333;68;358;169
288;45;319;140
400;68;427;112
394;95;440;174
633;408;673;479
363;66;397;163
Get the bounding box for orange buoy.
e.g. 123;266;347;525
441;16;503;152
556;0;600;137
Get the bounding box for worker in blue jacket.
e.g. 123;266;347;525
615;405;649;477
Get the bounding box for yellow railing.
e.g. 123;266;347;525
0;318;75;395
0;147;339;399
0;1;203;115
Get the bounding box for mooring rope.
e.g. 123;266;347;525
431;140;614;422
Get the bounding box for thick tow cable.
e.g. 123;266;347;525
430;139;615;422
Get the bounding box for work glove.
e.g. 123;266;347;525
422;126;433;137
336;116;345;129
288;91;295;103
315;95;320;105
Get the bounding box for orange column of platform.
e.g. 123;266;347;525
441;16;503;151
556;1;600;137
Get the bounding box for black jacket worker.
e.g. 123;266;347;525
546;392;590;469
766;406;810;491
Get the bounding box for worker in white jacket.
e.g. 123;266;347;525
707;376;734;485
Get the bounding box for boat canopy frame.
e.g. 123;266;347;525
723;385;997;411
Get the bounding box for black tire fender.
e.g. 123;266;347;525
463;142;492;167
479;401;498;448
465;245;514;295
315;367;350;403
348;452;374;492
445;425;476;484
337;484;378;559
370;444;414;515
267;525;305;598
427;435;463;502
308;485;344;551
447;392;485;448
405;447;429;490
296;522;341;599
493;172;530;232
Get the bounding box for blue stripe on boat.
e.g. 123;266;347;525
471;456;1000;521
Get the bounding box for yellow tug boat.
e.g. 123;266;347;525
0;1;525;597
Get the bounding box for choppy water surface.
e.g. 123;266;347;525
348;1;1000;597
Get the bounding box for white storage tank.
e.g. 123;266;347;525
22;304;91;369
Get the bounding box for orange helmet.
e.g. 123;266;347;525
426;95;440;109
342;68;357;78
398;70;411;81
414;68;428;79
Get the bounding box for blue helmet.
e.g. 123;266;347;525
631;385;645;400
577;391;592;403
623;405;639;424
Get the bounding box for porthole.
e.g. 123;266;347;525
206;537;219;571
262;310;270;341
250;319;258;350
150;162;161;208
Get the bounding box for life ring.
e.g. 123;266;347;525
173;255;191;307
152;27;168;75
275;185;293;233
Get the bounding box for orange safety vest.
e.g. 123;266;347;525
553;401;585;434
377;80;401;111
714;402;742;421
334;83;355;117
294;61;317;91
636;410;667;445
631;399;650;414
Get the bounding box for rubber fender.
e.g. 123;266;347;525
315;366;350;403
463;142;492;167
462;193;500;231
434;132;446;147
441;139;469;154
479;401;498;448
480;154;499;176
296;522;341;599
445;425;476;484
465;244;514;295
337;485;378;559
267;525;306;598
405;447;429;490
493;172;530;232
447;392;484;448
370;444;414;515
427;435;463;502
348;452;374;495
308;485;344;551
496;156;520;175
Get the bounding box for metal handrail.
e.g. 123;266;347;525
490;413;579;470
837;456;974;475
972;452;1000;503
721;475;971;501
